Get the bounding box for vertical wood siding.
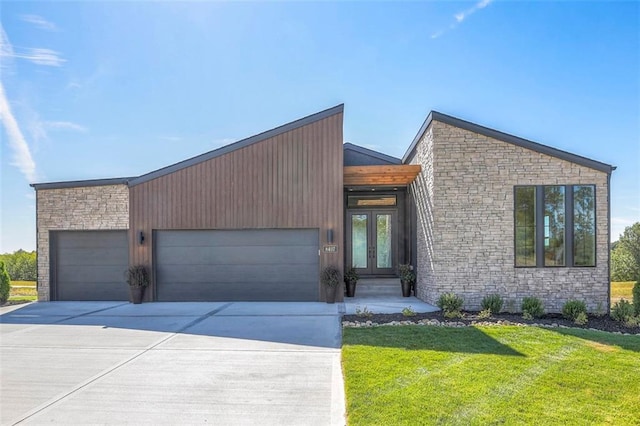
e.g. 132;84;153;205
129;112;344;301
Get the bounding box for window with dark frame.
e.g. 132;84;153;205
514;185;596;268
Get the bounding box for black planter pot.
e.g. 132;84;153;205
129;286;145;304
345;280;357;297
325;285;337;304
401;280;412;297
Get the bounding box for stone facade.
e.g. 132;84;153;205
36;184;129;301
410;121;610;313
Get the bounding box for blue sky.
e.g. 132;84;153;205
1;1;638;252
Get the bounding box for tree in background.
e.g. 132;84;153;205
0;250;36;281
0;260;10;304
611;222;640;282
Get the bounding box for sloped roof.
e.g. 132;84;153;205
30;104;344;190
343;142;401;166
129;104;344;186
402;111;615;174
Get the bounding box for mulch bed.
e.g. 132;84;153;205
342;310;640;335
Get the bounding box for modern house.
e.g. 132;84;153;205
31;104;614;312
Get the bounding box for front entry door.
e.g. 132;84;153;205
348;210;396;275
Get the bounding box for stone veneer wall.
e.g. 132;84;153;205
36;184;129;301
410;121;610;313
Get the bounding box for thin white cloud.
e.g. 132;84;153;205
10;48;66;67
44;121;87;132
20;14;58;31
432;0;494;39
0;81;37;182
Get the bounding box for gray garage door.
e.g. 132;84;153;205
155;229;319;301
52;231;129;301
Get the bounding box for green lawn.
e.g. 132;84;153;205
612;281;635;304
342;325;640;425
9;281;37;301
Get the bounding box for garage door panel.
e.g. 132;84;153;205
57;231;128;249
57;265;127;283
54;231;129;301
157;229;317;247
155;229;319;301
57;248;128;266
156;264;317;284
158;281;318;302
58;282;128;302
156;245;318;266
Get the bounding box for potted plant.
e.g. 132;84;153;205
399;264;416;297
321;266;341;304
126;265;149;304
344;267;359;297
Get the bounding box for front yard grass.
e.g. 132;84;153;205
611;281;635;304
342;325;640;425
9;281;37;301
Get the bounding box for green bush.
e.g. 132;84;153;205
633;281;640;316
477;308;492;319
521;297;544;319
481;294;504;314
437;293;464;315
562;300;587;321
0;260;10;304
574;312;588;326
611;299;635;322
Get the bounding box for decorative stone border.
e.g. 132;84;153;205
342;319;640;335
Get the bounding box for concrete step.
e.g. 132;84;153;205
350;278;404;297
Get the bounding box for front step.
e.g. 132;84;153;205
354;278;403;297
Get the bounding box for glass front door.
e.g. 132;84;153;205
348;210;396;275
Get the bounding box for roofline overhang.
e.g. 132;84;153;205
30;177;133;190
402;111;615;174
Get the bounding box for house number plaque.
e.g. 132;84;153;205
323;245;338;253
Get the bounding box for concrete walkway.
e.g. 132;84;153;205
342;295;440;315
0;302;344;425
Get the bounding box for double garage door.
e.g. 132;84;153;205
155;229;319;301
52;229;319;301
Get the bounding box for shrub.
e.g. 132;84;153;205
481;294;504;314
321;266;341;288
398;264;416;285
355;306;373;318
574;312;588;326
0;260;10;304
633;281;640;316
611;299;635;322
521;297;544;319
344;267;359;284
125;265;149;288
477;308;492;319
402;306;416;317
437;292;464;315
562;300;587;321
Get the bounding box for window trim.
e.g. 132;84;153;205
514;184;596;268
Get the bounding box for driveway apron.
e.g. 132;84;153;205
0;302;345;425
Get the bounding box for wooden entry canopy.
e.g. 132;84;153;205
343;165;422;186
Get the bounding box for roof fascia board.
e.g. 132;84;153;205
403;111;614;174
129;104;344;186
30;177;132;190
344;142;401;164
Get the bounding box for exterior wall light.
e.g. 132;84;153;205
139;231;145;245
327;229;334;244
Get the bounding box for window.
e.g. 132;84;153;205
544;186;565;266
347;195;397;207
514;185;596;267
573;185;596;266
515;187;536;266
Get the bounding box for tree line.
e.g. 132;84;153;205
0;250;37;281
611;222;640;282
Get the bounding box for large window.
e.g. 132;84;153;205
573;185;596;266
514;185;596;267
515;187;536;266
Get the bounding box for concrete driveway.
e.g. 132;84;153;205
0;302;344;425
